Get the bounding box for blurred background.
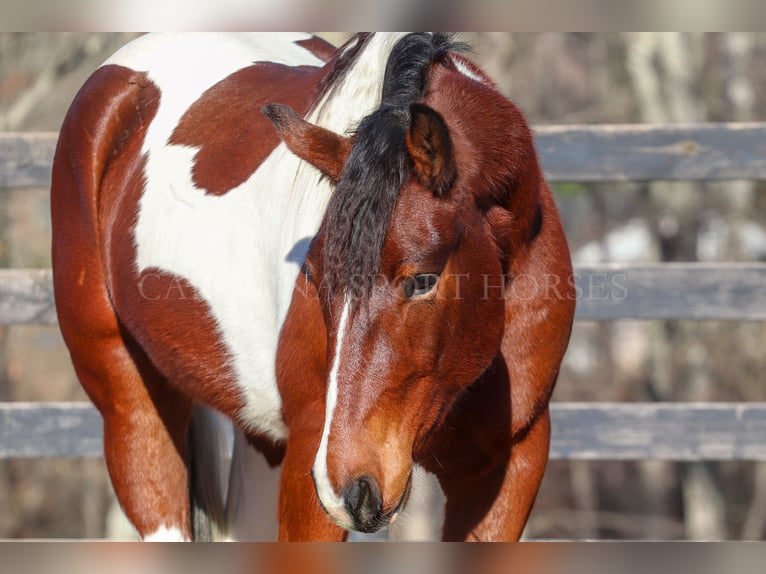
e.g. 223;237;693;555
1;32;765;540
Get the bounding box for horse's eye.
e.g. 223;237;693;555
403;273;440;299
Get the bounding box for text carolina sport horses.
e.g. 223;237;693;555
51;33;575;541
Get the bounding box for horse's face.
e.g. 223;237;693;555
266;102;505;532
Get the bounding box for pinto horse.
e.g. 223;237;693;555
51;32;574;541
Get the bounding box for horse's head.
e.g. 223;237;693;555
265;58;547;532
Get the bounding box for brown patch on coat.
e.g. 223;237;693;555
169;63;324;196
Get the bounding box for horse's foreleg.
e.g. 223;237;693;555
417;356;551;542
437;408;550;541
277;414;346;541
103;366;193;540
73;335;193;541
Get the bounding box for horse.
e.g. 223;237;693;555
51;32;575;541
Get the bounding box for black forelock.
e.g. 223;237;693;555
381;33;465;106
321;33;468;302
322;106;409;300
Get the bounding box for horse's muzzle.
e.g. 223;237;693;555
339;472;413;533
341;475;386;533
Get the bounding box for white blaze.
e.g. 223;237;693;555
312;298;353;528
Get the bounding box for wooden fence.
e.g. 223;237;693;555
2;124;766;463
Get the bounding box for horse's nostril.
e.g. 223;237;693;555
342;476;383;531
348;477;370;512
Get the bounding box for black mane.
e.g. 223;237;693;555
321;33;466;302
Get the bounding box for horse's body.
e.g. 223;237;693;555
52;33;574;541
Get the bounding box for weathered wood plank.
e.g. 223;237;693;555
535;122;766;182
2;263;765;325
0;132;57;189
3;125;766;189
0;268;57;325
4;402;766;460
0;403;103;458
573;262;766;320
549;403;766;461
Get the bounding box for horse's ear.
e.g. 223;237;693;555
262;104;351;184
406;103;456;196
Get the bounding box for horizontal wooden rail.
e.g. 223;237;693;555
3;402;766;461
573;262;766;321
534;122;766;182
550;403;766;461
3;263;765;325
0;403;103;458
3;124;766;189
0;132;57;189
0;269;57;325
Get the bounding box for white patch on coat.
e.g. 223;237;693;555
107;33;323;440
143;525;188;542
109;33;412;442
